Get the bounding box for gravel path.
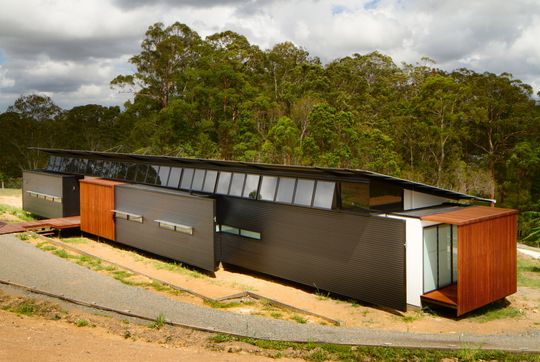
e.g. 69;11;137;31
0;234;538;352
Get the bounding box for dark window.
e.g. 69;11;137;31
114;162;128;179
203;170;218;193
146;165;159;184
52;156;62;171
180;168;194;189
369;180;403;211
93;160;104;176
101;161;113;178
78;159;89;174
313;181;335;209
47;156;57;171
258;176;277;201
135;164;148;183
243;174;260;199
216;172;232;194
229;173;245;197
191;169;206;191
275;177;295;203
167;167;182;188
157;166;170;186
125;163;137;181
341;182;369;211
58;157;69;172
65;158;79;173
293;179;315;206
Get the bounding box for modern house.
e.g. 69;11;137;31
22;148;518;316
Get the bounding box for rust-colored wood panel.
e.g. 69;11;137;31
457;214;517;316
79;179;124;240
421;206;517;226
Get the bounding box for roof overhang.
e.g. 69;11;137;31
421;206;518;226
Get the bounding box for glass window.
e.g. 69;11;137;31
258;176;277;201
145;165;160;184
58;157;69;172
135;164;148;183
64;158;77;173
51;156;61;171
93;160;104;176
221;225;240;235
180;168;194;189
191;169;206;191
275;177;296;203
438;225;452;288
369;180;403;211
203;170;218;193
293;179;315;206
341;182;369;211
452;225;458;283
157;166;170;186
47;156;57;170
84;159;95;175
240;229;261;240
243;174;260;199
125;163;137;181
101;161;113;178
423;226;438;293
78;159;89;174
156;220;192;235
167;167;182;188
229;173;245;197
216;172;232;194
313;181;335;209
114;162;128;179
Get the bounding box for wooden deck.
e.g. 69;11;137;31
0;216;80;235
421;284;458;309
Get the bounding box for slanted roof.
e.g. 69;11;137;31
420;206;517;225
30;147;494;204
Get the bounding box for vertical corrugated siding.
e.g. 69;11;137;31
22;171;81;218
115;185;217;272
79;180;118;240
217;197;407;311
457;214;517;315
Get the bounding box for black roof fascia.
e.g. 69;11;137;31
30;147;494;203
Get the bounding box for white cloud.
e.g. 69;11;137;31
0;0;539;110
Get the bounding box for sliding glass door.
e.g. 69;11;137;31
423;224;458;293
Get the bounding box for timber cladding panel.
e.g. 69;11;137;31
457;214;518;316
114;184;217;272
217;197;407;311
22;170;81;218
79;178;124;240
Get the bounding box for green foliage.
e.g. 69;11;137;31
467;299;523;322
208;334;540;361
75;319;89;327
148;313;166;329
0;204;37;222
1;21;539;235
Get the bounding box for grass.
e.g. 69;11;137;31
60;237;89;244
468;299;523;322
0;204;37;222
3;300;38;316
400;311;422;323
148;313;166;329
291;314;308;324
203;299;241;309
152;259;205;279
517;256;540;289
15;232;38;241
75;319;89;327
208;334;540;361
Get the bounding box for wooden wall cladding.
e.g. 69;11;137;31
457;214;517;316
79;179;124;240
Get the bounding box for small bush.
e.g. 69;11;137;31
149;313;166;329
75;319;89;327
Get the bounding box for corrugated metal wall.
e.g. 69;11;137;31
217;197;407;311
22;171;81;218
115;184;217;272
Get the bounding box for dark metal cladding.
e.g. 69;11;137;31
216;196;407;311
114;184;217;272
22;170;81;218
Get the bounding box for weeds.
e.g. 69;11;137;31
60;237;89;244
75;319;89;327
149;313;166;329
291;314;308;324
204;300;241;309
0;204;36;222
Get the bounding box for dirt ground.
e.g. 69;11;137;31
0;290;297;362
0;189;22;208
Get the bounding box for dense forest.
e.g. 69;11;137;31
1;22;539;244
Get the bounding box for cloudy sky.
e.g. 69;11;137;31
1;0;539;111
